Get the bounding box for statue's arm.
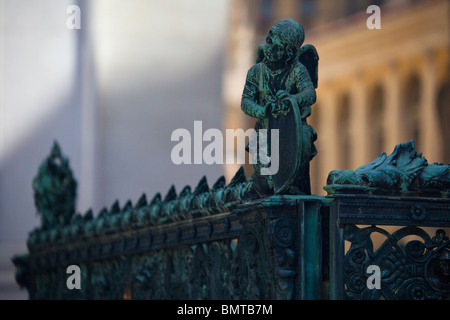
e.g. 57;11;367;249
241;65;267;119
293;63;316;108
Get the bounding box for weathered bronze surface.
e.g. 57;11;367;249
344;225;450;299
325;140;450;197
11;19;450;300
14;142;316;299
14;143;450;300
242;19;318;196
32;141;77;229
329;194;450;300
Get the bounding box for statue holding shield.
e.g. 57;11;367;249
241;19;319;196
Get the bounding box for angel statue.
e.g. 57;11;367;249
241;18;319;196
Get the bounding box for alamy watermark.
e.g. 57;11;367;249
65;4;380;31
66;265;81;290
170;121;279;175
66;5;81;30
367;5;381;30
367;265;381;290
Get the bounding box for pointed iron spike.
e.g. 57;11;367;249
51;140;62;157
163;185;177;202
84;209;93;220
111;200;120;213
123;200;133;211
194;176;209;195
150;193;162;206
179;185;192;198
99;207;108;217
71;213;82;224
229;166;247;187
212;176;226;190
135;193;147;209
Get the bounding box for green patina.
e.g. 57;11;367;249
12;19;450;300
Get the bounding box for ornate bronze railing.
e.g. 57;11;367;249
328;194;450;300
12;141;450;300
13;18;449;300
326;141;450;300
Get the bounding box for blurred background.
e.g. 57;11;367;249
0;0;448;299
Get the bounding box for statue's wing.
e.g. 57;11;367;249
298;44;319;88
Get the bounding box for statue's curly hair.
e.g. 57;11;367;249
271;19;305;61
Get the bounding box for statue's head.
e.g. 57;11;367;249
271;19;305;52
258;19;304;67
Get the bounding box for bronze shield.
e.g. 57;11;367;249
269;100;303;194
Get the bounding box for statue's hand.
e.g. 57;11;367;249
269;101;283;119
276;90;290;101
265;100;277;117
279;100;291;116
274;90;291;117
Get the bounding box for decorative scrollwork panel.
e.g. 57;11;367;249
344;225;450;300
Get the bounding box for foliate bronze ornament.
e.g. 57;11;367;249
32;142;77;229
273;217;297;300
344;225;450;300
325;140;450;197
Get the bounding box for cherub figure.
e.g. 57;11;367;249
241;19;318;195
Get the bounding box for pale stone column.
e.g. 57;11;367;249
0;0;4;166
314;0;346;26
350;74;370;168
275;0;297;20
384;62;402;154
77;0;98;213
222;0;256;180
317;86;339;189
420;51;442;162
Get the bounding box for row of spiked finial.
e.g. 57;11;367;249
28;166;255;249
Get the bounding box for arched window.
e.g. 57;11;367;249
369;84;385;159
402;74;421;150
337;93;351;169
437;81;450;163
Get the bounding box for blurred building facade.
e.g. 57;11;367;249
0;0;228;299
222;0;450;195
1;0;449;300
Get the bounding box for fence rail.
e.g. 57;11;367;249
329;194;450;300
12;142;450;299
